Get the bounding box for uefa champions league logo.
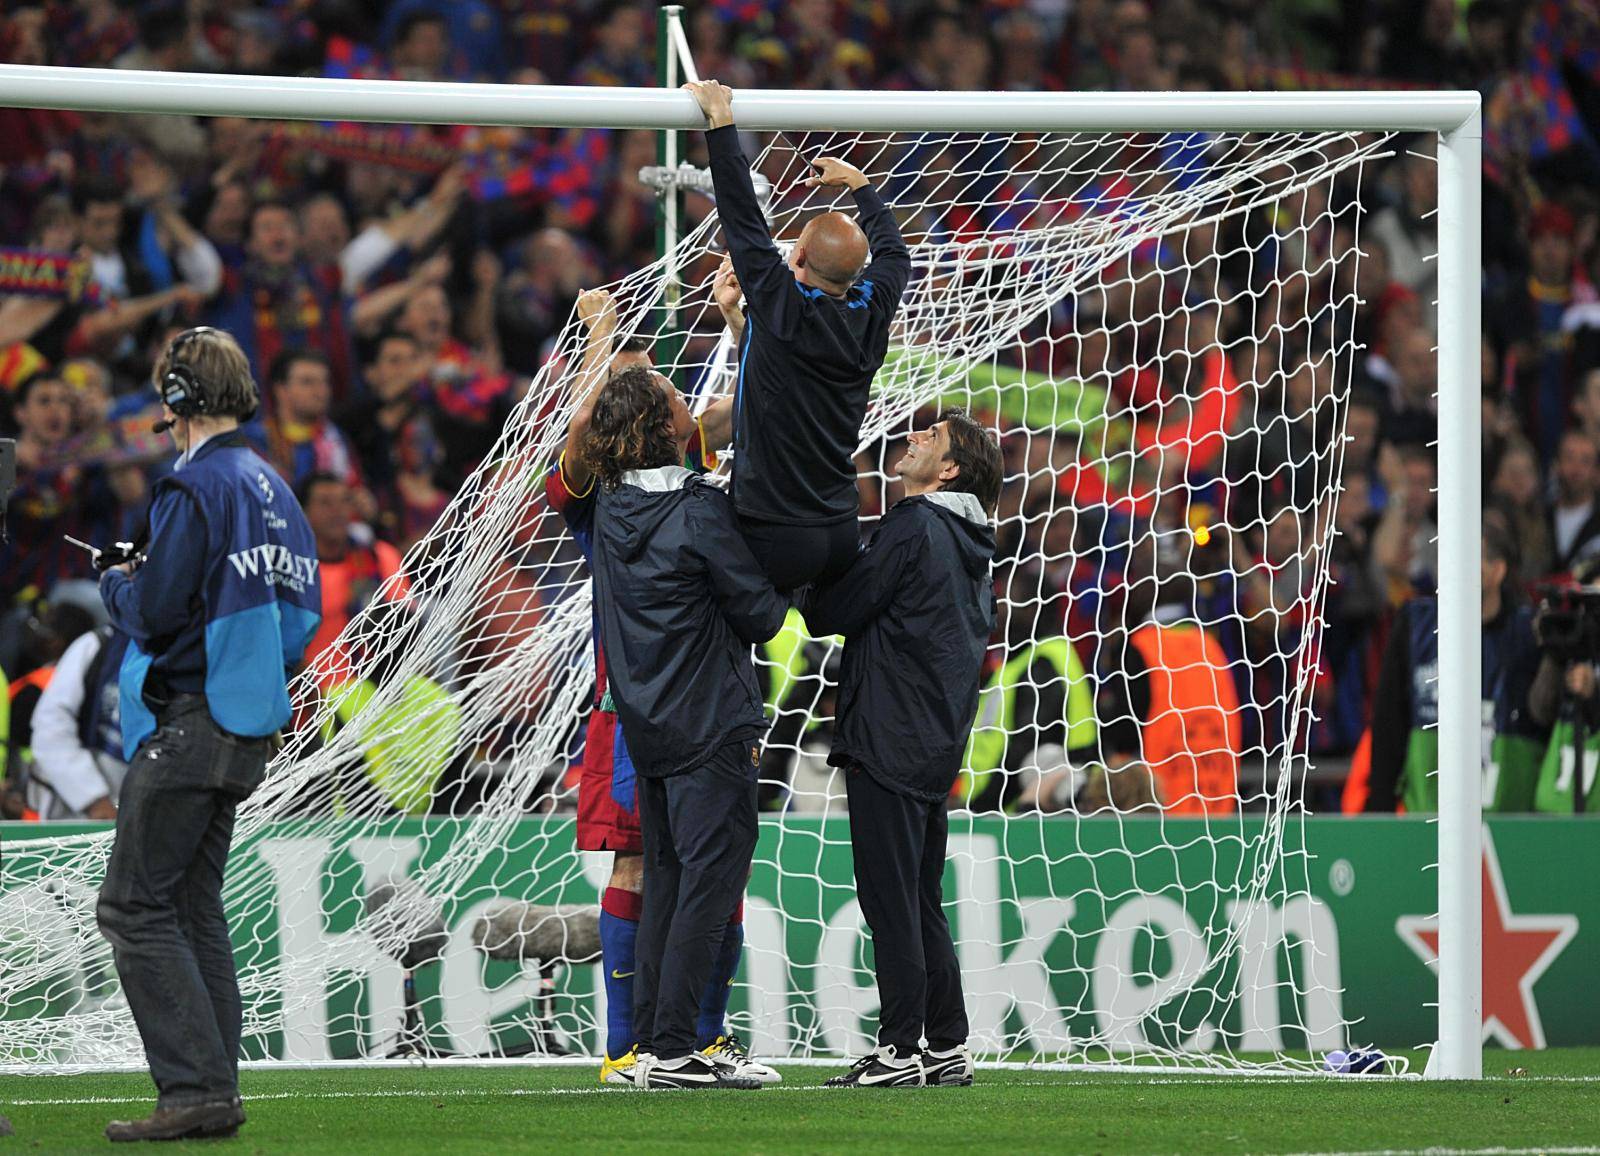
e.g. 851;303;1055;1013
257;471;275;504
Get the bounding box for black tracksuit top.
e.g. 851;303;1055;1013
801;491;997;801
589;465;789;778
707;124;912;527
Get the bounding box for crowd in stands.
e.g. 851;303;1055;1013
5;0;1600;819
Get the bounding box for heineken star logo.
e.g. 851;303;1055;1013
1395;828;1579;1050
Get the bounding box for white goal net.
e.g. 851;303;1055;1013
2;118;1401;1072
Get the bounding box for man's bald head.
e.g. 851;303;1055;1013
790;211;869;295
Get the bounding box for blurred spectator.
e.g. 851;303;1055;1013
205;200;356;403
884;7;963;90
4;599;100;818
1379;326;1438;448
1;375;93;603
1490;436;1556;583
1367;145;1438;324
340;330;448;548
1095;534;1241;815
1493;202;1590;462
26;624;127;820
1363;525;1545;812
248;349;363;492
387;10;458;82
0;197;89;375
395;282;513;489
72;169;217;367
1370;444;1439;604
994;10;1062;93
571;2;651;88
496;228;586;376
1548;429;1600;572
111;4;207;165
381;2;505;82
296;472;408;678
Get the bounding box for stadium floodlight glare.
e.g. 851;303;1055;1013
0;52;1481;1081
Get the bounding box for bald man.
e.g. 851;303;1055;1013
686;80;912;590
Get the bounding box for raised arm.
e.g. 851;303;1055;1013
556;288;620;493
848;178;911;313
693;256;743;453
803;154;911;313
684;80;802;338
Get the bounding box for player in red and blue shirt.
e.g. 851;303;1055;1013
544;289;779;1084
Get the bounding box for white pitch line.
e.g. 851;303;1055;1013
2;1082;1059;1107
9;1073;1600;1107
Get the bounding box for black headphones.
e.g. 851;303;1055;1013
160;326;257;422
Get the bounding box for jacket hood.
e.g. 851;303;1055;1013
607;465;696;561
919;490;995;580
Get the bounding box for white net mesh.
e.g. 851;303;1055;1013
1;121;1401;1072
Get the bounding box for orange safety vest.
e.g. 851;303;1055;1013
1127;623;1241;815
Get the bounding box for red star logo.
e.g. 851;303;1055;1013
1396;828;1578;1049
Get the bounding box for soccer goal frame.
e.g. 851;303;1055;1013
0;47;1483;1080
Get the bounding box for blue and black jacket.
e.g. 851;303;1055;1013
707;124;911;526
101;431;322;758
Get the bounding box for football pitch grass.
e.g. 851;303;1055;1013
3;1050;1597;1154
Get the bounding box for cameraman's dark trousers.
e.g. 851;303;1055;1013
97;696;270;1107
844;762;968;1054
632;739;760;1060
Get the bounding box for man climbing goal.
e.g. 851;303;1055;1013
684;79;912;590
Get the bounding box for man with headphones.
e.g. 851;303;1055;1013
95;327;322;1143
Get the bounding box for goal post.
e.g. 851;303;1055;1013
0;62;1482;1079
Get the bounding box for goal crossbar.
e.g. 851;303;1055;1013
0;64;1478;134
0;63;1484;1081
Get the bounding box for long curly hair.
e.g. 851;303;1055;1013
579;366;679;491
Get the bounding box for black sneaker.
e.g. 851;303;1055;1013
823;1045;926;1088
634;1051;762;1090
921;1044;975;1086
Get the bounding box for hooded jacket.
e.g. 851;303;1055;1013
590;465;788;778
801;490;996;801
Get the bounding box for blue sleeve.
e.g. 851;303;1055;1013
706;125;803;340
100;485;205;644
850;183;912;315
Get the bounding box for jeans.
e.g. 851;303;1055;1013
96;697;270;1107
633;739;760;1059
844;763;968;1054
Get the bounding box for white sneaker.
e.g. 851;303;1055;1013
823;1045;926;1088
700;1032;783;1084
635;1051;761;1090
921;1043;974;1087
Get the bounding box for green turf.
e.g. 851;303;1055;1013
2;1050;1596;1155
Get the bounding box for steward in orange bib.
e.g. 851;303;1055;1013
1098;540;1241;816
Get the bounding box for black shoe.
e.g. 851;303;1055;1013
105;1097;245;1142
634;1052;762;1090
823;1045;926;1088
921;1044;975;1086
